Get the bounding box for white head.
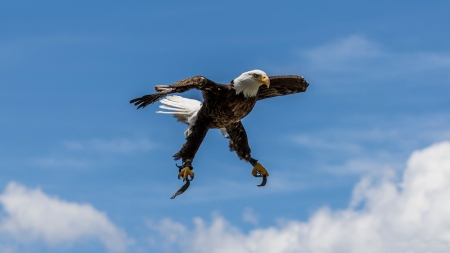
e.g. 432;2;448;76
232;69;270;97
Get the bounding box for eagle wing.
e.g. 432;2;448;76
257;75;309;101
130;76;217;109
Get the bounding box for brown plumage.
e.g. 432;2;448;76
130;74;308;163
130;70;309;197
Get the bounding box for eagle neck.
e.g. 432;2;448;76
232;80;260;97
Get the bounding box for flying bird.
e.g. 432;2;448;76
130;70;309;198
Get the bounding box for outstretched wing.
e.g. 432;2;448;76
130;76;217;109
257;75;309;101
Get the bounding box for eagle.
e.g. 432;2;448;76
130;70;309;198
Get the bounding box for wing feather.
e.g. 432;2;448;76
130;76;216;109
257;75;309;101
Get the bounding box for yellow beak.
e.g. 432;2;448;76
261;74;270;88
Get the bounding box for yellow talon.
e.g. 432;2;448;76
178;166;194;181
252;162;269;177
171;163;194;199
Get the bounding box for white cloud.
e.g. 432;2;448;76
302;35;384;73
242;207;259;226
269;35;450;86
33;157;96;169
146;218;187;252
288;113;450;175
306;35;450;72
33;137;154;169
64;138;154;154
292;134;362;154
148;141;450;253
0;182;130;252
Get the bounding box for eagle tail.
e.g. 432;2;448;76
156;96;202;117
156;95;228;138
156;96;202;137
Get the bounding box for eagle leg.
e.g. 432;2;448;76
226;122;270;187
250;158;269;187
170;161;194;199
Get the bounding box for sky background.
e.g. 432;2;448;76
1;1;450;252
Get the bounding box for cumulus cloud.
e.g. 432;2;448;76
0;182;130;252
148;141;450;253
288;113;450;175
242;207;259;226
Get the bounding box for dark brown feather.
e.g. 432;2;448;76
226;121;252;161
130;74;309;164
173;86;258;162
257;75;309;101
130;93;168;109
173;115;210;161
129;76;216;109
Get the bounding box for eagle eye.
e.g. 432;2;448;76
252;73;259;78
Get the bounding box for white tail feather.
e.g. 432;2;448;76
157;95;228;138
158;105;186;111
157;96;201;121
157;96;201;137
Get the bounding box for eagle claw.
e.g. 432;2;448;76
176;163;194;182
171;162;194;199
251;161;269;187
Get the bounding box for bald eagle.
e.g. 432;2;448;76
130;70;309;198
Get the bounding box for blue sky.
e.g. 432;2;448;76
1;1;450;252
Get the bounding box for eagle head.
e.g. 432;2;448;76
232;70;270;97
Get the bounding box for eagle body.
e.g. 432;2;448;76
130;69;309;196
200;85;258;129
